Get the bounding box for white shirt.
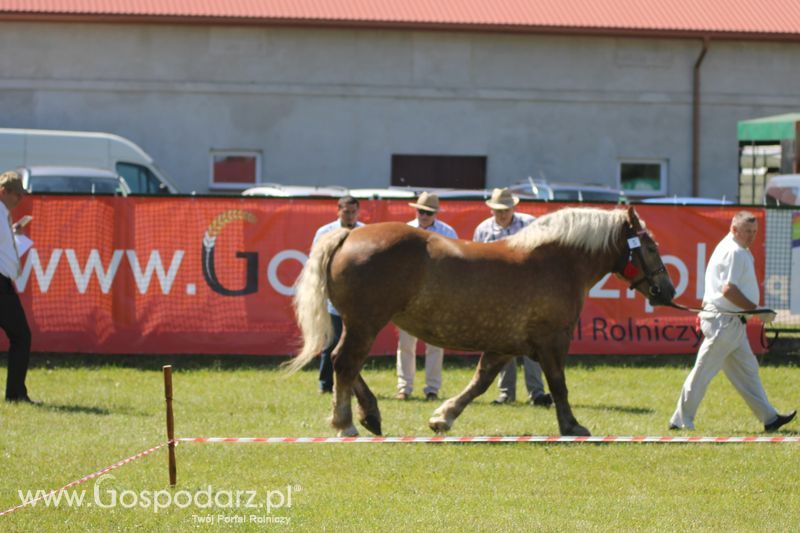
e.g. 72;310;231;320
313;218;364;247
313;218;364;316
703;233;759;314
472;212;535;242
407;217;458;239
0;202;19;280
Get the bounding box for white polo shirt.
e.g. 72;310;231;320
0;202;19;280
703;233;759;314
313;219;365;316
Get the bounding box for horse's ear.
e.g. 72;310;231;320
627;206;641;229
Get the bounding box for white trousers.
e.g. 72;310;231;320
396;329;443;396
670;315;777;430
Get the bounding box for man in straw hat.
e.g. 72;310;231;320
473;188;552;407
395;192;457;401
0;169;36;403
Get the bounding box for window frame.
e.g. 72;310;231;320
618;159;668;197
209;150;262;190
116;161;163;194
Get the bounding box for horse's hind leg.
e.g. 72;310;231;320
330;325;377;437
352;374;382;436
428;352;510;433
536;331;590;436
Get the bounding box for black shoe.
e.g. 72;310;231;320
668;424;680;431
530;393;553;407
764;410;796;432
5;395;41;405
425;392;439;401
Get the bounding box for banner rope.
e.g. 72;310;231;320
177;435;800;444
0;441;171;518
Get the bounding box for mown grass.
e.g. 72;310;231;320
1;354;798;531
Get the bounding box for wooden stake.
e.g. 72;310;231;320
163;365;177;487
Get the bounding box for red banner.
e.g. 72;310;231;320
2;197;765;355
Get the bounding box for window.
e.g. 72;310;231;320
116;162;166;194
28;176;123;194
619;160;667;196
391;154;486;189
210;151;261;190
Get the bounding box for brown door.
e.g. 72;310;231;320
391;155;487;189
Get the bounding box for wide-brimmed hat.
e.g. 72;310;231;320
485;188;519;210
408;192;440;213
0;170;25;195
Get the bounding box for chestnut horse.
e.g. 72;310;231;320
287;206;675;436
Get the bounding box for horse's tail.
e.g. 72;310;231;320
284;228;351;374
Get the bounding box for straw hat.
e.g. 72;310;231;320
485;188;519;210
408;191;440;213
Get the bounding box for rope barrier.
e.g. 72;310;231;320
177;435;800;444
0;441;170;518
7;366;796;520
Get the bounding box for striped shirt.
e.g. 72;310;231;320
472;212;535;243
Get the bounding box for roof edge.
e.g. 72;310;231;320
3;13;800;42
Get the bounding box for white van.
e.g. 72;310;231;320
0;128;179;194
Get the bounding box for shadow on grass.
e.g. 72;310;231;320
39;403;113;415
14;343;799;372
376;395;443;404
24;353;290;372
571;403;655;415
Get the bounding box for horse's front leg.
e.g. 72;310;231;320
537;331;590;436
352;374;382;436
428;352;510;433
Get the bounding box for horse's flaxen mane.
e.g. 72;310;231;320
507;207;633;254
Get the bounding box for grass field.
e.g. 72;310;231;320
1;353;798;531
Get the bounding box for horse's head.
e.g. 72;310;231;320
614;207;676;306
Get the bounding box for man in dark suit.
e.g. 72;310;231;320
0;169;35;403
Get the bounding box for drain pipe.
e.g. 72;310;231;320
692;37;710;196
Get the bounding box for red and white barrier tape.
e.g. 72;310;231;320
4;434;797;518
178;435;800;444
0;441;170;518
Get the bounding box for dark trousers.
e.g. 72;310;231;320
319;314;343;392
0;274;31;400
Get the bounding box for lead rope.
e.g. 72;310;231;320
761;328;780;351
664;301;780;350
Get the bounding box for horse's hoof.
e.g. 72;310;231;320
563;425;591;437
359;414;382;436
428;415;452;433
337;425;359;437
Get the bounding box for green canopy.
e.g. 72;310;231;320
737;112;800;142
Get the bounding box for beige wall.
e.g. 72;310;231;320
1;21;799;195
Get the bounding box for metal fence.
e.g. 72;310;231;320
765;207;799;330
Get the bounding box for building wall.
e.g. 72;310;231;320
1;21;799;196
